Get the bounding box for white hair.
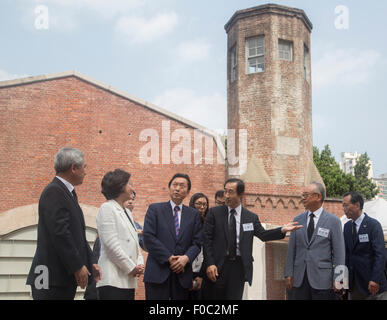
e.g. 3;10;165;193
54;147;84;174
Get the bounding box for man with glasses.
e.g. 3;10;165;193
203;178;301;300
285;182;345;300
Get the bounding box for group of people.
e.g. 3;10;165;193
26;147;387;300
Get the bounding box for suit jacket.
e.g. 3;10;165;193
96;200;144;289
203;205;285;285
284;209;345;290
344;213;387;296
143;201;202;289
26;177;93;288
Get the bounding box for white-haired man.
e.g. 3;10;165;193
27;147;101;299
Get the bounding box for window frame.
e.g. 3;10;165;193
245;35;265;74
230;45;237;82
278;39;293;61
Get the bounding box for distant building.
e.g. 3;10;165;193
340;152;374;179
374;174;387;201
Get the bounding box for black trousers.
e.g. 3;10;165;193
291;271;337;300
205;256;245;300
98;286;135;300
31;285;77;300
145;273;189;300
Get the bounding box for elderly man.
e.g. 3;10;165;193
342;191;387;300
285;182;345;300
27;147;101;299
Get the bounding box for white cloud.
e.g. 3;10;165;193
0;69;28;81
177;39;211;62
36;0;145;19
153;88;226;131
313;48;382;88
115;12;178;43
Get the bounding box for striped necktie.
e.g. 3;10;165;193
174;206;180;236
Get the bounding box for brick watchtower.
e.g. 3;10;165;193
225;4;323;225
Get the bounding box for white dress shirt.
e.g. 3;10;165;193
56;176;75;195
228;204;242;256
353;212;365;233
307;206;323;227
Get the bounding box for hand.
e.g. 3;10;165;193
137;230;143;236
74;265;90;289
130;264;145;277
206;265;218;283
368;281;380;295
169;255;189;274
92;264;102;283
193;277;203;291
333;281;341;292
285;277;293;290
281;222;303;234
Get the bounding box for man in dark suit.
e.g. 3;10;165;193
26;147;101;299
203;178;301;300
342;191;387;300
143;173;202;300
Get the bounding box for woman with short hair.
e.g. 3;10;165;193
96;169;144;300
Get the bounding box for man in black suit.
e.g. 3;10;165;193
26;147;101;299
203;178;301;300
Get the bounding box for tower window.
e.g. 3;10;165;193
278;39;293;61
231;45;237;82
304;44;310;81
246;36;265;74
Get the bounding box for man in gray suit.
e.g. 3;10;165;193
284;182;345;300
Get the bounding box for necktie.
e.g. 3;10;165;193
352;221;357;245
228;209;237;259
72;189;78;202
174;206;180;236
307;213;315;242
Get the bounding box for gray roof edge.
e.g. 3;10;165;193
0;70;226;158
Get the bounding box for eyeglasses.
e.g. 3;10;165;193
194;202;208;208
301;192;317;199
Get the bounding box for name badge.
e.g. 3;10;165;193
359;234;369;243
243;223;254;231
317;227;330;238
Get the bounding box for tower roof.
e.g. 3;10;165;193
225;3;313;33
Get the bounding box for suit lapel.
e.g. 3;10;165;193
353;213;369;249
53;177;85;228
223;206;230;246
302;211;309;245
239;207;248;244
124;207;139;245
163;202;177;240
310;209;328;244
177;205;190;240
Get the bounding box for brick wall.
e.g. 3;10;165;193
0;76;226;300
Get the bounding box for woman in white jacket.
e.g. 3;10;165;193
96;169;144;300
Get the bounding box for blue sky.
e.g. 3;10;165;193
1;0;386;177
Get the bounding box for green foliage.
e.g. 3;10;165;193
353;153;379;200
313;146;377;200
313;145;355;198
